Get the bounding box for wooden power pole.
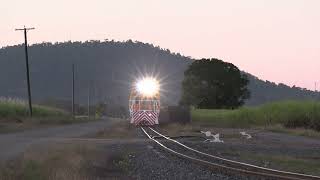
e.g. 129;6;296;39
72;64;75;118
15;26;35;117
88;85;90;120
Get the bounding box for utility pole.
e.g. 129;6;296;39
72;64;75;118
88;85;90;120
92;82;96;120
15;26;35;117
315;81;318;101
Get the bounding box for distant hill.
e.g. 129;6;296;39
0;40;319;110
246;73;320;106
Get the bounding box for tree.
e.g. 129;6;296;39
180;58;250;109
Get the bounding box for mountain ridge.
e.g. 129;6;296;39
0;40;318;109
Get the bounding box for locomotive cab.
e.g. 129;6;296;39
129;77;160;126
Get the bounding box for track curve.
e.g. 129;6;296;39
141;127;320;180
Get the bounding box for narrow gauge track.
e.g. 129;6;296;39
141;127;320;180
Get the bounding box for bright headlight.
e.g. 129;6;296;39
135;77;159;96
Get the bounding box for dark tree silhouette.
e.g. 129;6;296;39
180;58;250;109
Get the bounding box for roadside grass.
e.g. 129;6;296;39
0;143;131;180
196;147;320;176
0;98;66;120
0;144;92;180
266;124;320;138
192;100;320;132
0;98;94;133
0;117;94;134
240;153;320;176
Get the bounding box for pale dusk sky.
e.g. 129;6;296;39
1;0;320;90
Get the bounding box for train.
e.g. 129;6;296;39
129;77;160;126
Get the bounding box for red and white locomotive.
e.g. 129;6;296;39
129;77;160;126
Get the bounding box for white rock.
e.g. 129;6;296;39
201;131;224;143
240;131;252;139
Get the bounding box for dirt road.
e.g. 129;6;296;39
0;119;115;161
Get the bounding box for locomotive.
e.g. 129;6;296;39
129;77;160;126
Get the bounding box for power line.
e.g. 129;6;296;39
15;26;35;117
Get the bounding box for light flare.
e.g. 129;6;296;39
135;77;160;97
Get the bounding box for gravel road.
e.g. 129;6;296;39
0;119;114;161
1;121;319;180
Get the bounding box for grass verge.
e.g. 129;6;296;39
0;100;66;120
0;143;131;180
266;124;320;138
0;98;95;133
241;153;320;176
192;100;320;131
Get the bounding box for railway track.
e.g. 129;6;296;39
141;127;320;180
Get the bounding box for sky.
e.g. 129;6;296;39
1;0;320;90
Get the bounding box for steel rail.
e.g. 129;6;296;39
141;127;295;179
142;127;320;180
149;127;320;179
149;127;320;180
